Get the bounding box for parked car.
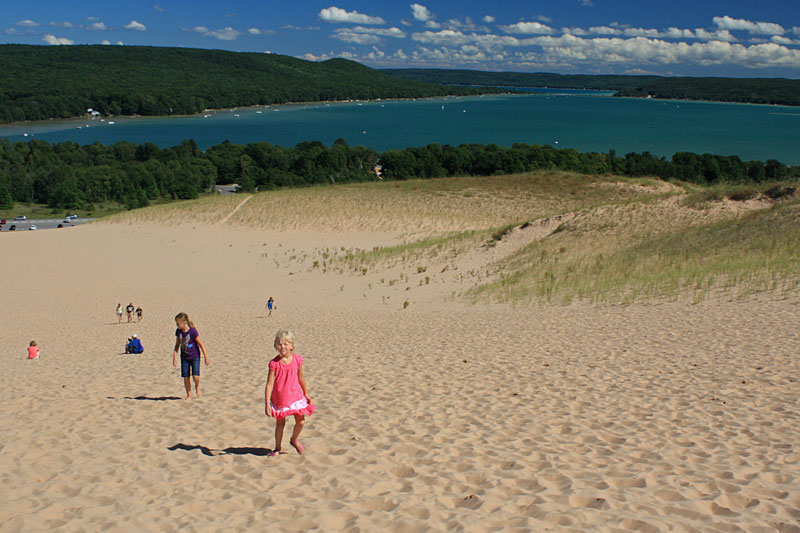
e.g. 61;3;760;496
66;214;78;220
9;224;16;231
29;225;37;230
63;219;71;223
14;215;26;221
0;219;6;224
57;223;64;228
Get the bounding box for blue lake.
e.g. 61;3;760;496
1;93;799;164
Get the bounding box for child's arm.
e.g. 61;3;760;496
196;335;209;365
265;369;276;417
173;337;180;367
297;366;311;403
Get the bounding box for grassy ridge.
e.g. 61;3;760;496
108;172;798;304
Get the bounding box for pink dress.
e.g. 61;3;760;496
27;346;39;359
268;353;316;420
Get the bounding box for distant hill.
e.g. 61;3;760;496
0;45;495;123
383;68;800;106
383;68;660;91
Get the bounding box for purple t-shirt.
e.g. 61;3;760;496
176;327;200;360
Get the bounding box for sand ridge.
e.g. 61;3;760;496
0;222;798;532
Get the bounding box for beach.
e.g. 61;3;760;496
1;221;798;532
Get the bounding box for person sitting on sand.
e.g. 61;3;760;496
125;334;143;354
173;312;209;399
27;340;40;360
265;329;315;456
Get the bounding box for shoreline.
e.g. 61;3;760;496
0;91;513;133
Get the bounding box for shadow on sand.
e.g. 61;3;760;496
107;396;183;401
168;443;273;457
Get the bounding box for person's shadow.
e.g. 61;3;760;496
107;396;182;401
168;443;272;456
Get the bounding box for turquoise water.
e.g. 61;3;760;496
2;93;799;164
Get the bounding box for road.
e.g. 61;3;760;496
0;217;96;232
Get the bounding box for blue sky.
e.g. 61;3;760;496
3;1;800;77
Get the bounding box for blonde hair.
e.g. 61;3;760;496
174;312;195;328
274;329;296;349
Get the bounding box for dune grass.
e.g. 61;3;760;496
468;198;800;305
105;171;799;305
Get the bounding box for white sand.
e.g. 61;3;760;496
1;223;798;532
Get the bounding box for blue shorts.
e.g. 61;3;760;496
181;357;200;377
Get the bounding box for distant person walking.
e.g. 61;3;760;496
173;312;209;399
136;306;143;322
266;297;275;317
126;303;135;323
116;303;124;324
265;329;314;456
27;341;39;360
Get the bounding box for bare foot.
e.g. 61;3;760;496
184;394;191;400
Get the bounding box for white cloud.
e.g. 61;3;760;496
206;27;241;40
622;27;663;38
589;26;622;35
16;19;39;27
694;28;736;42
331;26;405;45
43;34;73;45
771;36;798;46
794;27;800;37
125;20;147;31
561;27;588;36
318;6;385;25
281;25;320;31
483;15;495;24
411;4;434;22
184;26;241;40
153;4;164;12
336;26;406;38
664;27;695;39
713;15;784;36
500;21;554;35
579;0;594;6
87;21;109;31
301;52;332;61
101;40;111;45
50;21;75;28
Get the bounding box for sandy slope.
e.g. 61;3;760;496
1;223;798;532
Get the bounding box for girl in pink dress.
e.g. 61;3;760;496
265;329;315;456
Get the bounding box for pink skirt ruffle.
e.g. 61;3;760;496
270;397;316;420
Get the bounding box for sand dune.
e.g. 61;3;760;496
1;221;798;532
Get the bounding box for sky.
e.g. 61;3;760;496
3;1;800;78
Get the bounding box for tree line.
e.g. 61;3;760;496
384;69;800;107
0;45;495;124
0;137;797;211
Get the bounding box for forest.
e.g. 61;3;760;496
1;137;797;212
0;45;495;124
384;69;800;107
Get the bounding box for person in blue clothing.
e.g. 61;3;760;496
125;334;144;354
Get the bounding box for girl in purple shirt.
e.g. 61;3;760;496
173;312;210;399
